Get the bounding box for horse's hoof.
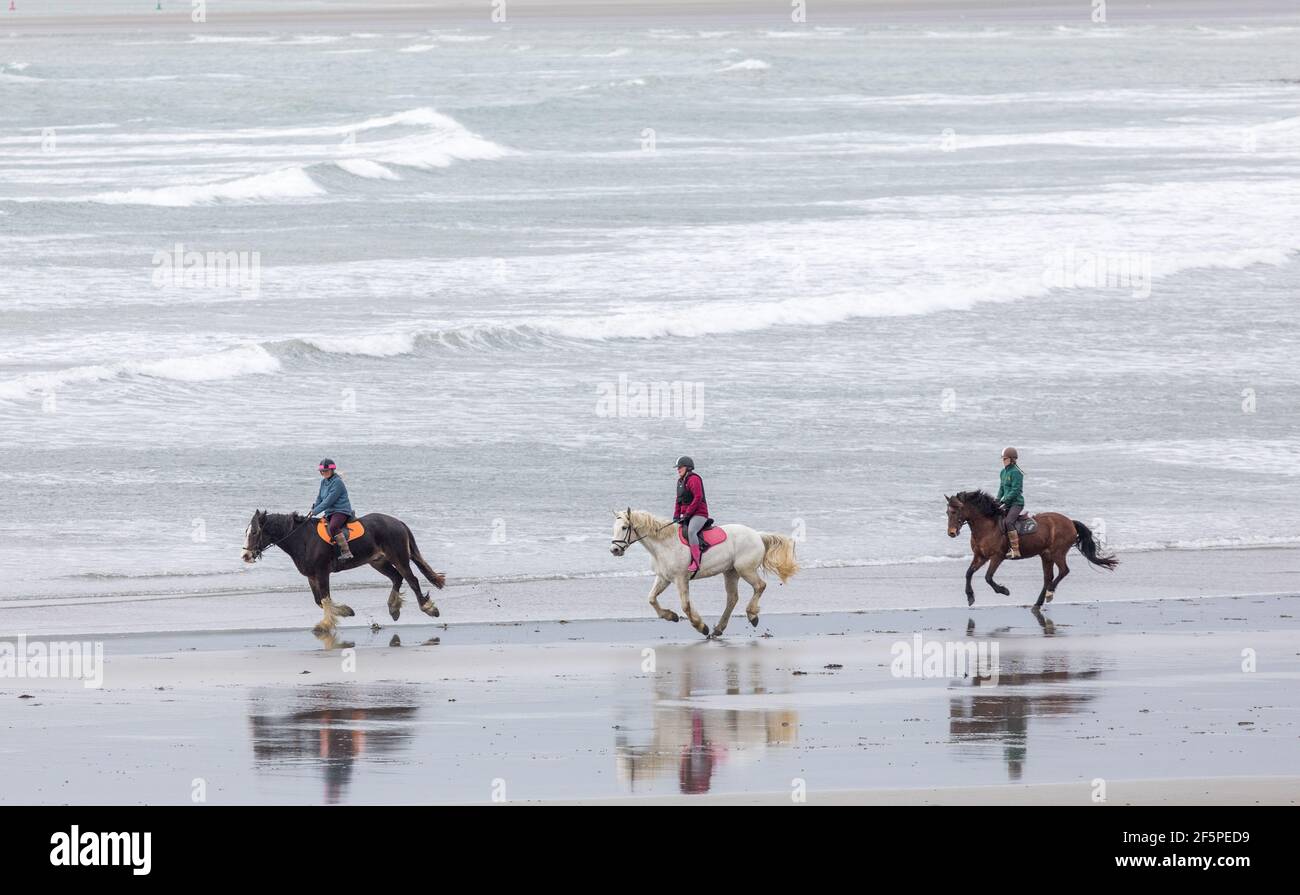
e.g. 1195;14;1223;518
665;612;680;623
421;602;440;618
336;604;355;618
966;596;975;607
312;622;334;636
748;615;759;628
1044;591;1054;603
710;627;724;638
389;607;401;622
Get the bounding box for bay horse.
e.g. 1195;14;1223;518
242;510;445;634
609;508;799;637
945;491;1117;608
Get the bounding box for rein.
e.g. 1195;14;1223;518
611;515;671;550
253;516;312;558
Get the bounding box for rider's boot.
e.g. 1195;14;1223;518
333;531;354;562
687;544;702;577
1006;529;1021;559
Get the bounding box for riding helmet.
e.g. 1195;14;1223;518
1001;447;1018;460
318;458;337;470
674;456;694;470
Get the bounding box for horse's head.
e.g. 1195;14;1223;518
242;509;269;563
610;507;635;556
945;494;966;538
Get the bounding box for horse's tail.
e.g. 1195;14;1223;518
760;533;800;584
1073;520;1118;570
406;527;446;590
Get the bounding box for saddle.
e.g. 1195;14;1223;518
677;520;727;551
316;519;365;543
1013;515;1038;536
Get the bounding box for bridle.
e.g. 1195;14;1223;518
610;514;671;552
246;514;311;561
610;517;647;552
948;503;967;536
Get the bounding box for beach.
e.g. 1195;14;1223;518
2;1;1299;807
3;553;1298;805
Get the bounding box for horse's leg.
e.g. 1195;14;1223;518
984;554;1010;597
371;559;405;620
1036;554;1053;607
674;576;709;636
647;575;678;623
320;568;355;620
739;565;767;628
1047;551;1070;603
311;573;353;635
711;569;741;638
307;574;327;634
965;554;988;606
391;539;438;619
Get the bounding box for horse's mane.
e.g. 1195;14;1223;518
259;511;306;538
624;509;676;540
954;490;1002;519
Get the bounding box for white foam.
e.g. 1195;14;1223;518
0;345;279;401
132;344;280;382
335;159;400;180
284;35;345;45
302;333;417;357
399;43;438;53
87;167;325;207
719;58;770;72
187;34;276;44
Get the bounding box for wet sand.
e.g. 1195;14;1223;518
2;593;1297;804
4;543;1299;637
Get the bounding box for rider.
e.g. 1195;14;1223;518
309;458;355;561
997;446;1025;558
672;456;709;576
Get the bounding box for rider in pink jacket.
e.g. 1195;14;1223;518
672;456;709;575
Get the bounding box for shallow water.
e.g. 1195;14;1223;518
2;20;1299;619
4;596;1296;804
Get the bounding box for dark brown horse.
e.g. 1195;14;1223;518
945;491;1117;608
242;510;446;634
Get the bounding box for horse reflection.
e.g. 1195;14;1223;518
615;645;798;794
949;616;1101;780
248;685;419;804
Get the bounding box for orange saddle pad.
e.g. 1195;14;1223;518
317;519;365;542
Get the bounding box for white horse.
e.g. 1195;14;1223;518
609;508;800;637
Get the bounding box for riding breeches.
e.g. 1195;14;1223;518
1001;504;1023;533
327;513;350;537
685;515;708;549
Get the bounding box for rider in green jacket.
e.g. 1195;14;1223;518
997;447;1025;558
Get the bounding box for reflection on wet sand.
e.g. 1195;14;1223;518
950;613;1102;780
248;685;420;804
615;645;798;795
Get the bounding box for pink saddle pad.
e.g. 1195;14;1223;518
678;524;727;547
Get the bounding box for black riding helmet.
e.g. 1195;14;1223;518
674;456;694;470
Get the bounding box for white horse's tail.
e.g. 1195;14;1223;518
759;533;800;583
